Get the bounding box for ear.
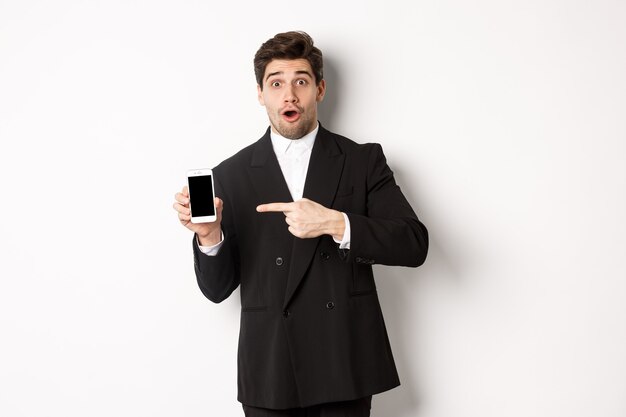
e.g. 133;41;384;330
316;79;326;102
257;84;265;106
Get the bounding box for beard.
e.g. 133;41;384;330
269;112;316;140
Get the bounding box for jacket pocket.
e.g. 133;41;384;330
335;185;354;198
349;288;377;297
241;306;268;313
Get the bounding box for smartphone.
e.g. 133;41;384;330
187;168;217;223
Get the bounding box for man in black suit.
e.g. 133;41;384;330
173;31;428;417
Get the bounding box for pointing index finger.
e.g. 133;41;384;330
256;202;293;213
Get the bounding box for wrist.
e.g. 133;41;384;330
197;227;222;246
326;209;345;241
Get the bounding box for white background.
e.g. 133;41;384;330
1;1;625;416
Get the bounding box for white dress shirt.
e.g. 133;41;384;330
198;123;351;254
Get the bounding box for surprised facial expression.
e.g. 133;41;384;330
257;59;326;139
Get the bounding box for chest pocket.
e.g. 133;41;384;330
332;185;357;212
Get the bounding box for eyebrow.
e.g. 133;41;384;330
265;70;313;82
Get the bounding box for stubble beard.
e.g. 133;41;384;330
270;112;315;140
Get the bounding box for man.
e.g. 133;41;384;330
173;31;428;417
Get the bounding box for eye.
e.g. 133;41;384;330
271;81;281;88
296;79;307;86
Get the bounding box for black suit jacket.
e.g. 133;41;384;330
192;125;428;409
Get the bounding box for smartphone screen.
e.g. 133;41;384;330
188;174;215;218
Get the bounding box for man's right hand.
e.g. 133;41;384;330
173;185;223;246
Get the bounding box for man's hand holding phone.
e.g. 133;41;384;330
174;185;223;246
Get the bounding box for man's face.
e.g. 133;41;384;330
257;59;326;140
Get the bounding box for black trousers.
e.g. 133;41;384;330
242;396;372;417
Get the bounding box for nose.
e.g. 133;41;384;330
283;84;297;103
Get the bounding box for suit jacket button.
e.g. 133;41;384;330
326;301;335;309
282;310;290;318
320;251;330;260
355;257;363;263
275;257;284;266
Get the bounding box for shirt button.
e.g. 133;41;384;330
326;301;335;310
275;257;284;266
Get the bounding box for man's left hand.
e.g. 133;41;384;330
257;198;345;240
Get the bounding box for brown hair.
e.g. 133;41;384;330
254;31;323;90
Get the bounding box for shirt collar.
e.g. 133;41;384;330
270;122;319;155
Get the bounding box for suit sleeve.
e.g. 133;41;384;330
192;173;241;303
346;143;428;267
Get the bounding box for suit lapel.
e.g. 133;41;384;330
282;126;345;309
247;129;294;235
247;128;293;202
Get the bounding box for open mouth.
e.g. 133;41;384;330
281;109;300;122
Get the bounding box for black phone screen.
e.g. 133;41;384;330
188;174;215;217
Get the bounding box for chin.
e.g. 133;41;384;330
282;131;304;140
277;125;307;140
